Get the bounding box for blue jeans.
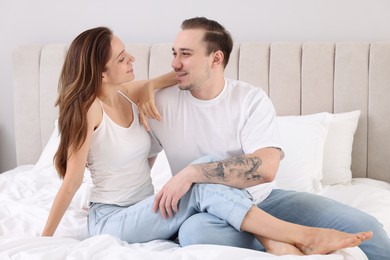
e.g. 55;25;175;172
88;183;253;243
178;189;390;260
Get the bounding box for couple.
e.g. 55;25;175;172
42;17;390;258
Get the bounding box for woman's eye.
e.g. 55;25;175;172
119;57;125;62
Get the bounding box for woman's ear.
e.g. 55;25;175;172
102;72;108;83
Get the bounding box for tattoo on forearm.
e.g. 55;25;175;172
200;156;262;183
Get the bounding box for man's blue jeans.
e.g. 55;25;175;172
178;189;390;260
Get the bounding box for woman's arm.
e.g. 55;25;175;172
122;71;177;130
41;103;99;236
138;71;177;120
41;153;86;236
148;156;157;169
123;71;176;103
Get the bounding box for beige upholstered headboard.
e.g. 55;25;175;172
13;42;390;182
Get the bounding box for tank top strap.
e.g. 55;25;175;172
117;91;136;107
97;98;106;114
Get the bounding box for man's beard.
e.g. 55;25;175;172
178;84;192;91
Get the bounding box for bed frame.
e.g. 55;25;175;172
12;42;390;182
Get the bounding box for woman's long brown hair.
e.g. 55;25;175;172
54;27;112;178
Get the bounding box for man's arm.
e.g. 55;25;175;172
153;147;281;219
190;147;281;188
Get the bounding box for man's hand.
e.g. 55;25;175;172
152;171;194;219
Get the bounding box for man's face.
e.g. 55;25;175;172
171;29;213;91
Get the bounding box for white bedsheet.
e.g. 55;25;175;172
2;164;390;259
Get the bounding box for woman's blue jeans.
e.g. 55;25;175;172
178;189;390;260
88;183;253;243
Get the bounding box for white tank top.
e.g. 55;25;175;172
87;92;154;206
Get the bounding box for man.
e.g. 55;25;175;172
148;17;390;259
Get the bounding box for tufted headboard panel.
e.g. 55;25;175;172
13;42;390;182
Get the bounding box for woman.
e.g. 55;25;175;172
42;27;371;256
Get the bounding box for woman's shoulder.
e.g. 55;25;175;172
120;81;145;103
87;98;103;129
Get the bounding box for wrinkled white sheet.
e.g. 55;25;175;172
0;236;367;260
2;164;389;259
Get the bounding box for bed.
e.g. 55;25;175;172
1;42;390;259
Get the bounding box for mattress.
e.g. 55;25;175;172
1;161;389;260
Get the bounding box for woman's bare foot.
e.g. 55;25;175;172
295;229;373;255
256;235;304;256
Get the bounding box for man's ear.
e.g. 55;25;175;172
212;51;224;66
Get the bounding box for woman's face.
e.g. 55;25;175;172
103;35;135;86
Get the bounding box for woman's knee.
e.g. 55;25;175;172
178;213;262;250
178;213;231;246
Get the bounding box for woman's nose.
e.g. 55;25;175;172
128;54;135;63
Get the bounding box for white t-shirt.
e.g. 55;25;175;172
150;78;283;204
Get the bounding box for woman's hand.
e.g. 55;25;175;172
137;71;177;131
138;83;161;131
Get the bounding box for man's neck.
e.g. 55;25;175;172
190;76;225;100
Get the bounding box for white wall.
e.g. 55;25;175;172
1;0;390;172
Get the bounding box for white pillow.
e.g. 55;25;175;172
322;110;361;185
33;120;60;172
33;120;93;185
275;112;332;192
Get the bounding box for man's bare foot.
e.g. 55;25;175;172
295;229;373;255
256;235;304;256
